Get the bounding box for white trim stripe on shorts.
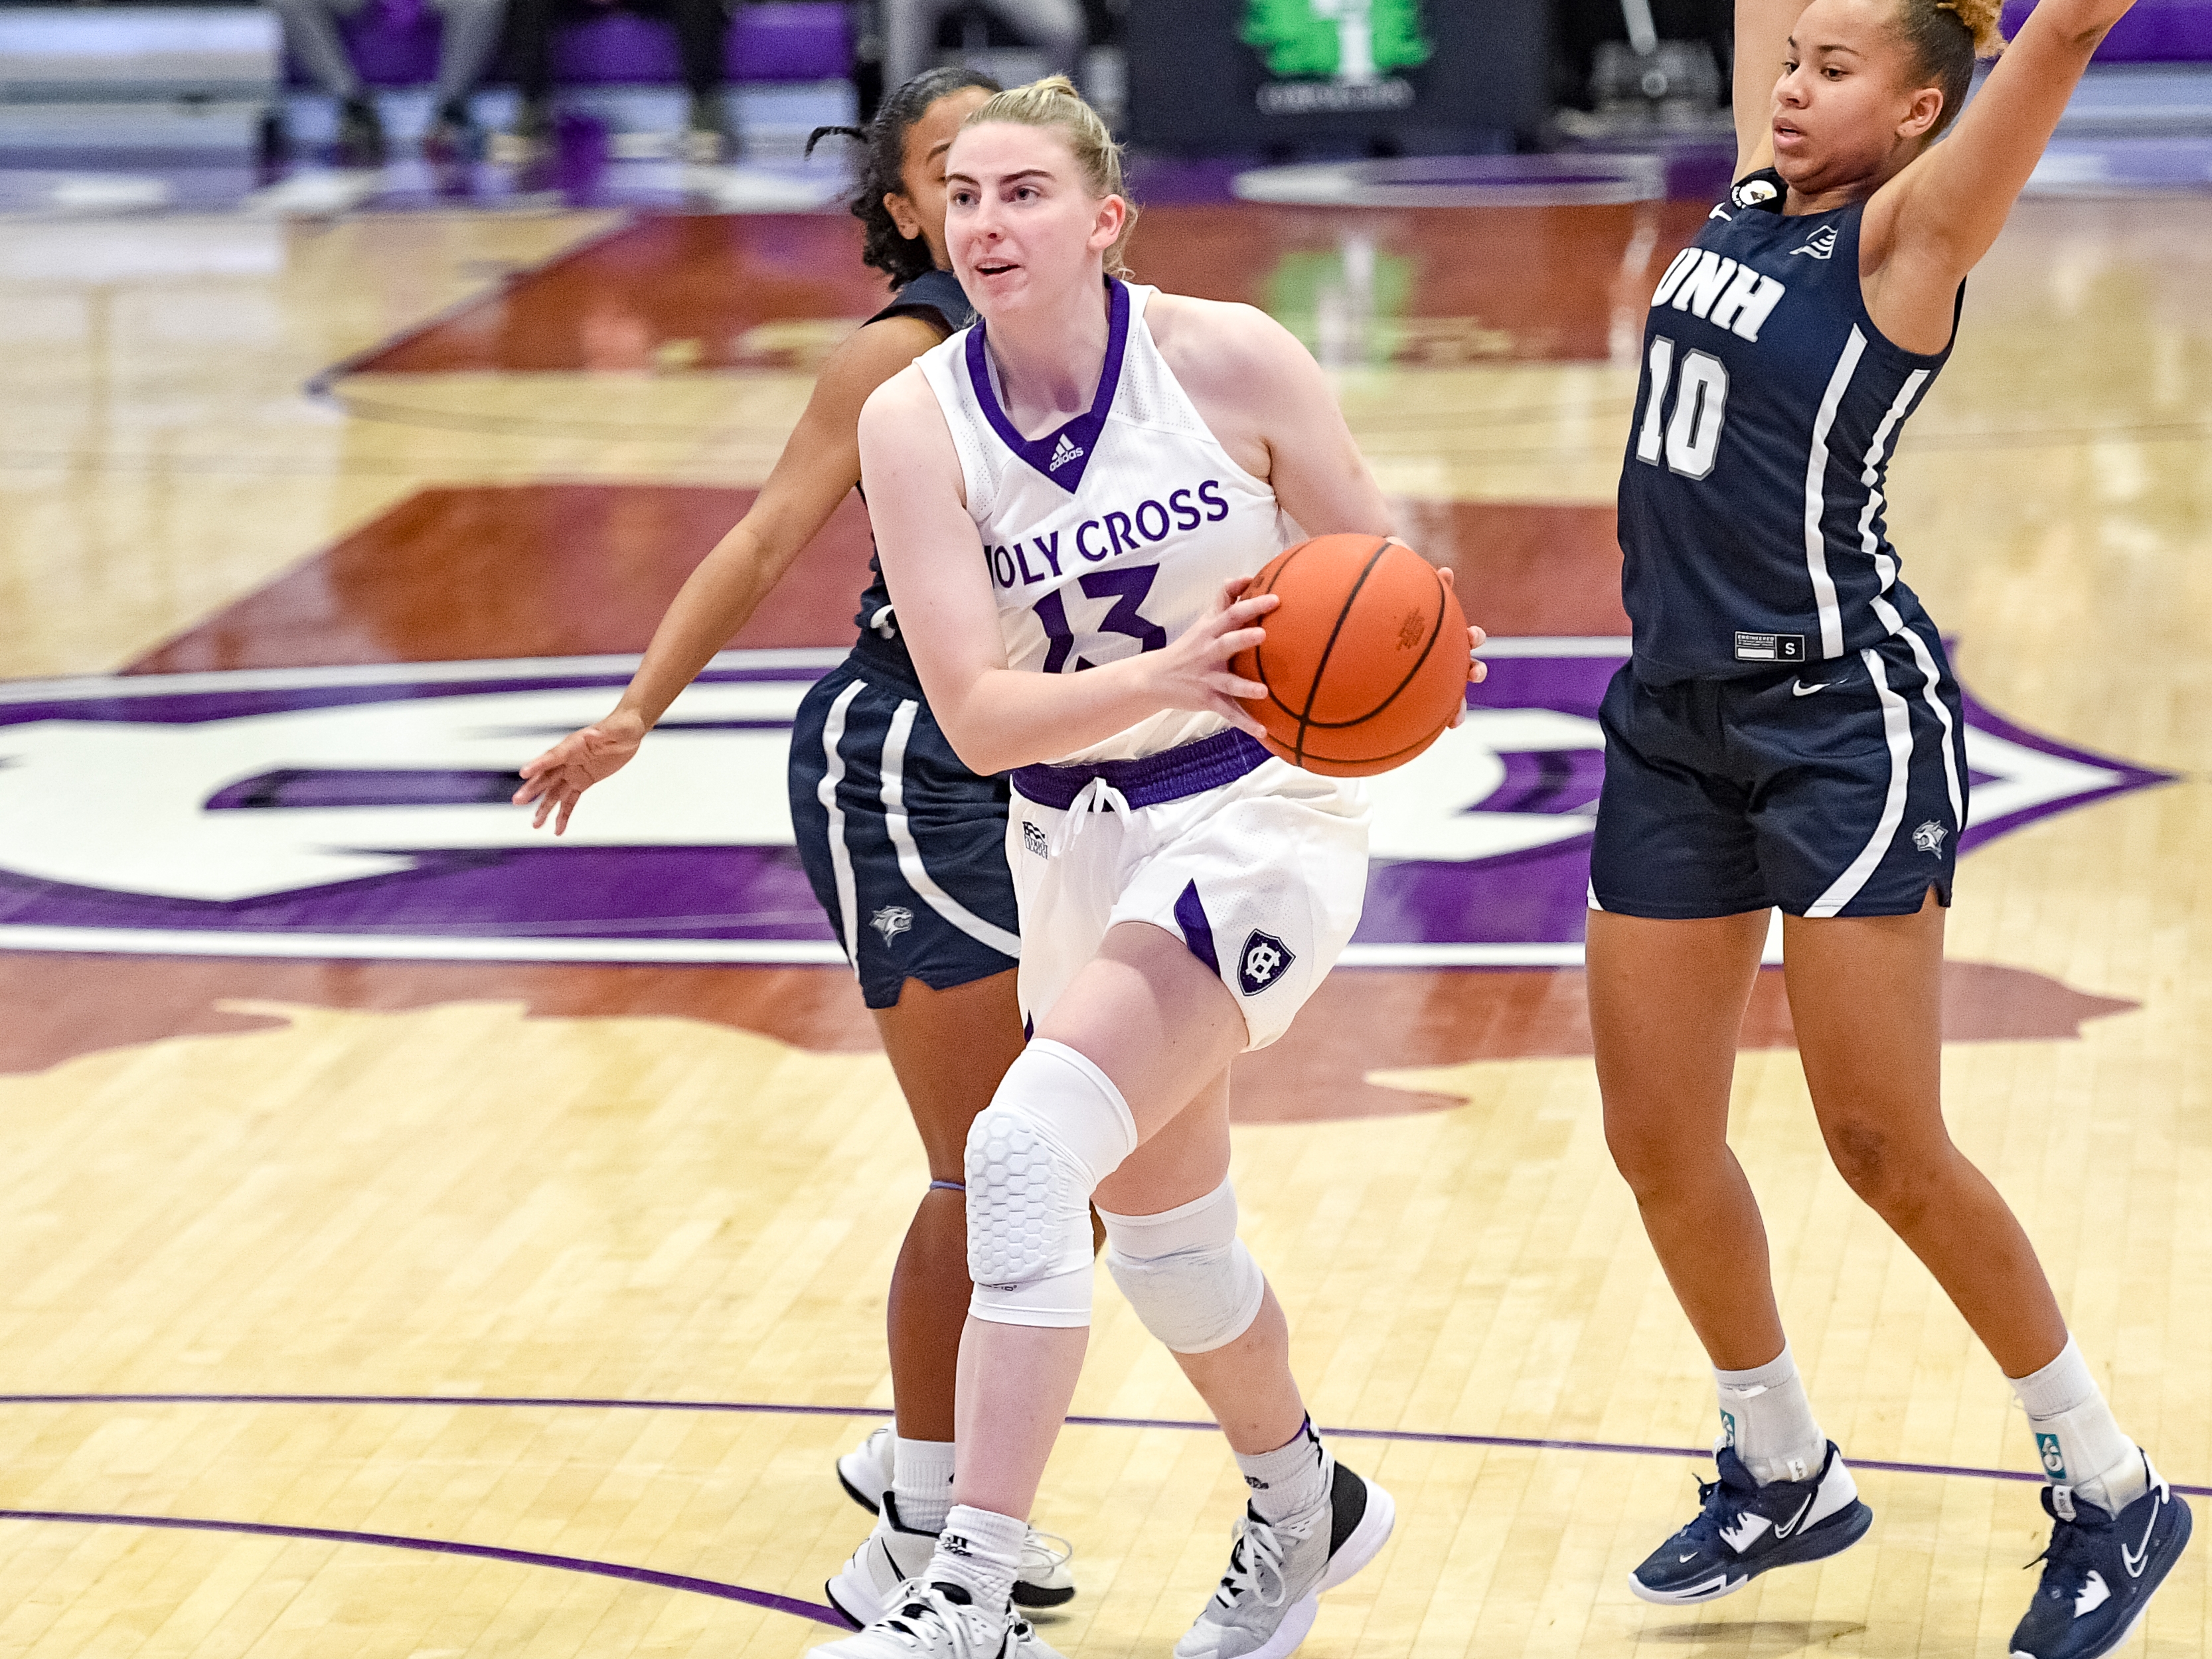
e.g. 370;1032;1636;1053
881;699;1022;959
815;678;865;963
1806;647;1915;917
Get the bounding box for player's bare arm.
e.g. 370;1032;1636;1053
1861;0;2139;347
861;364;1277;776
514;311;941;832
1734;0;1809;175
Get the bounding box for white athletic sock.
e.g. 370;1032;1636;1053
2008;1336;2147;1515
893;1437;955;1534
1715;1342;1826;1486
933;1504;1025;1615
1235;1418;1328;1524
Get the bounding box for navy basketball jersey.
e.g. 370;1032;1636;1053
1617;171;1960;684
852;268;975;663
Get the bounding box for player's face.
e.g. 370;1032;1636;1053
884;86;995;272
943;122;1125;317
1771;0;1945;194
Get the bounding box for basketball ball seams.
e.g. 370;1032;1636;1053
1247;542;1309;724
1291;536;1391;767
1299;576;1449;731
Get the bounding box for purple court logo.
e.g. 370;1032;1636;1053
0;643;2170;968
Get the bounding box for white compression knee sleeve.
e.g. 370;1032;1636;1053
967;1039;1137;1328
1100;1176;1267;1354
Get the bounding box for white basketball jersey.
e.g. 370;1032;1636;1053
915;280;1298;763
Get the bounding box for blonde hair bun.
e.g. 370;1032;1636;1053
963;76;1139;276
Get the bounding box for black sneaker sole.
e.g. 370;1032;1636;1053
1630;1498;1873;1605
1010;1578;1075;1610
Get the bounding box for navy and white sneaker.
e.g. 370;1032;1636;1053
1629;1442;1871;1604
2010;1455;2191;1659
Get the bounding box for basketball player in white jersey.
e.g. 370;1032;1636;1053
811;77;1480;1659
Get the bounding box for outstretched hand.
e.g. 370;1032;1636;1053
1143;575;1281;741
512;710;647;835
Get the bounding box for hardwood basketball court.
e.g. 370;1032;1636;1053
0;189;2205;1658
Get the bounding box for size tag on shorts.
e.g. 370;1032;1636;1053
1733;631;1806;663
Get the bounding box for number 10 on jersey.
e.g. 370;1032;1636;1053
1635;337;1728;481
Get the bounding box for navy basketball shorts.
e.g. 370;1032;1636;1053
787;662;1020;1009
1589;617;1968;920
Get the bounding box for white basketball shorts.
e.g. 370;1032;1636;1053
1005;730;1369;1052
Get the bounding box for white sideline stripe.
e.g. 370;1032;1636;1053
0;640;1620;703
1804;328;1865;661
0;649;847;703
880;700;1021;960
0;927;851;965
817;679;865;967
0;929;1595;969
1806;648;1915;917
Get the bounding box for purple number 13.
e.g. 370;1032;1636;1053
1037;566;1168;674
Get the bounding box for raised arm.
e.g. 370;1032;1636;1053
1733;0;1810;176
1864;0;2132;339
858;365;1278;777
514;312;941;831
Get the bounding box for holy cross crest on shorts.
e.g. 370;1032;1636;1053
1239;930;1296;996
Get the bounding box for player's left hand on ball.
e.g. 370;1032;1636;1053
1437;566;1487;728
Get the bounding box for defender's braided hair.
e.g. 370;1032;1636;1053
1896;0;2008;139
805;66;1002;285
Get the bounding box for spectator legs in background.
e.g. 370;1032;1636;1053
664;0;735;160
499;0;560;159
266;0;387;162
883;0;1085;92
423;0;509;155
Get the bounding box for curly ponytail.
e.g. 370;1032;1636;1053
805;65;1002;286
1895;0;2008;139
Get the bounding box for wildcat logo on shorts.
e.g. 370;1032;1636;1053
1912;819;1948;856
1238;929;1295;996
0;647;2168;968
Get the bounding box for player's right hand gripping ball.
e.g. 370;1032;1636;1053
1230;533;1472;777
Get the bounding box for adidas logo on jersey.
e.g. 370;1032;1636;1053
1792;224;1839;260
1047;433;1085;472
1650;248;1788;343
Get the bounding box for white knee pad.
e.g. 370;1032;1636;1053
967;1039;1137;1329
1101;1176;1267;1354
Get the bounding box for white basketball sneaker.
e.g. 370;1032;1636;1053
828;1495;939;1628
833;1426;1077;1612
1174;1453;1395;1659
808;1580;1062;1659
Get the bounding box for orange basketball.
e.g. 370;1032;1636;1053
1229;534;1470;777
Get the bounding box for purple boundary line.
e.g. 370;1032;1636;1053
3;1393;2203;1500
0;1507;843;1626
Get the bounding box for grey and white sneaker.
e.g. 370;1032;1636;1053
834;1427;1078;1611
1174;1454;1395;1659
808;1580;1062;1659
